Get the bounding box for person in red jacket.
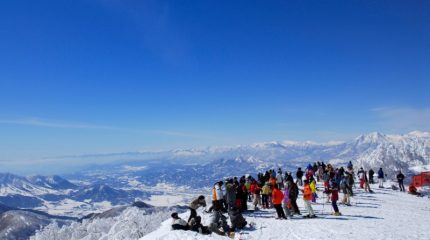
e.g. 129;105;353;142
330;180;341;216
272;185;286;219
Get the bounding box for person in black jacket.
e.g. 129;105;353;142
287;179;301;215
368;169;375;184
396;171;405;192
296;168;304;186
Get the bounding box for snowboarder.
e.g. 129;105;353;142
377;168;384;188
396;171;405;192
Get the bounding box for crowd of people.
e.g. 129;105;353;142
170;161;421;237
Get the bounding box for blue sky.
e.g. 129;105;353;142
0;0;429;173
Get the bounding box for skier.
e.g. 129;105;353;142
310;178;318;203
396;171;405;192
261;182;271;209
188;195;207;222
296;168;304;186
282;183;292;218
272;184;286;219
357;167;365;188
377;168;385;188
305;164;314;181
253;183;262;209
330;181;341;216
288;179;301;215
171;212;189;231
340;176;351;206
363;171;372;193
302;180;316;218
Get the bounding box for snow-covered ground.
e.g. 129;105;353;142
143;181;430;240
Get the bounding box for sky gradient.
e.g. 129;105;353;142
1;0;429;173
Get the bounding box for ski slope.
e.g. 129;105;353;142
142;182;430;240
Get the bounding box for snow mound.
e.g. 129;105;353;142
143;181;430;240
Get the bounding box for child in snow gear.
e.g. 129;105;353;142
272;184;286;219
188;195;206;222
302;180;316;218
378;168;384;188
171;212;189;231
397;171;405;192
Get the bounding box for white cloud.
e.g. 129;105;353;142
372;107;430;132
0;118;118;130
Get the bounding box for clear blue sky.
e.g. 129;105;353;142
0;0;429;173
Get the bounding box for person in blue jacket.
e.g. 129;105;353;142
377;168;384;188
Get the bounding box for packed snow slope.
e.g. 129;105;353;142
143;182;430;240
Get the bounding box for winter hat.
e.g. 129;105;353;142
171;212;179;219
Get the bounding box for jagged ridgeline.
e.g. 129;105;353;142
70;131;430;188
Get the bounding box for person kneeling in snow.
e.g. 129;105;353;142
228;207;247;231
189;216;211;235
171;212;189;231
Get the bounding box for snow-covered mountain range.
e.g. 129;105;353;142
0;173;150;216
70;131;430;188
